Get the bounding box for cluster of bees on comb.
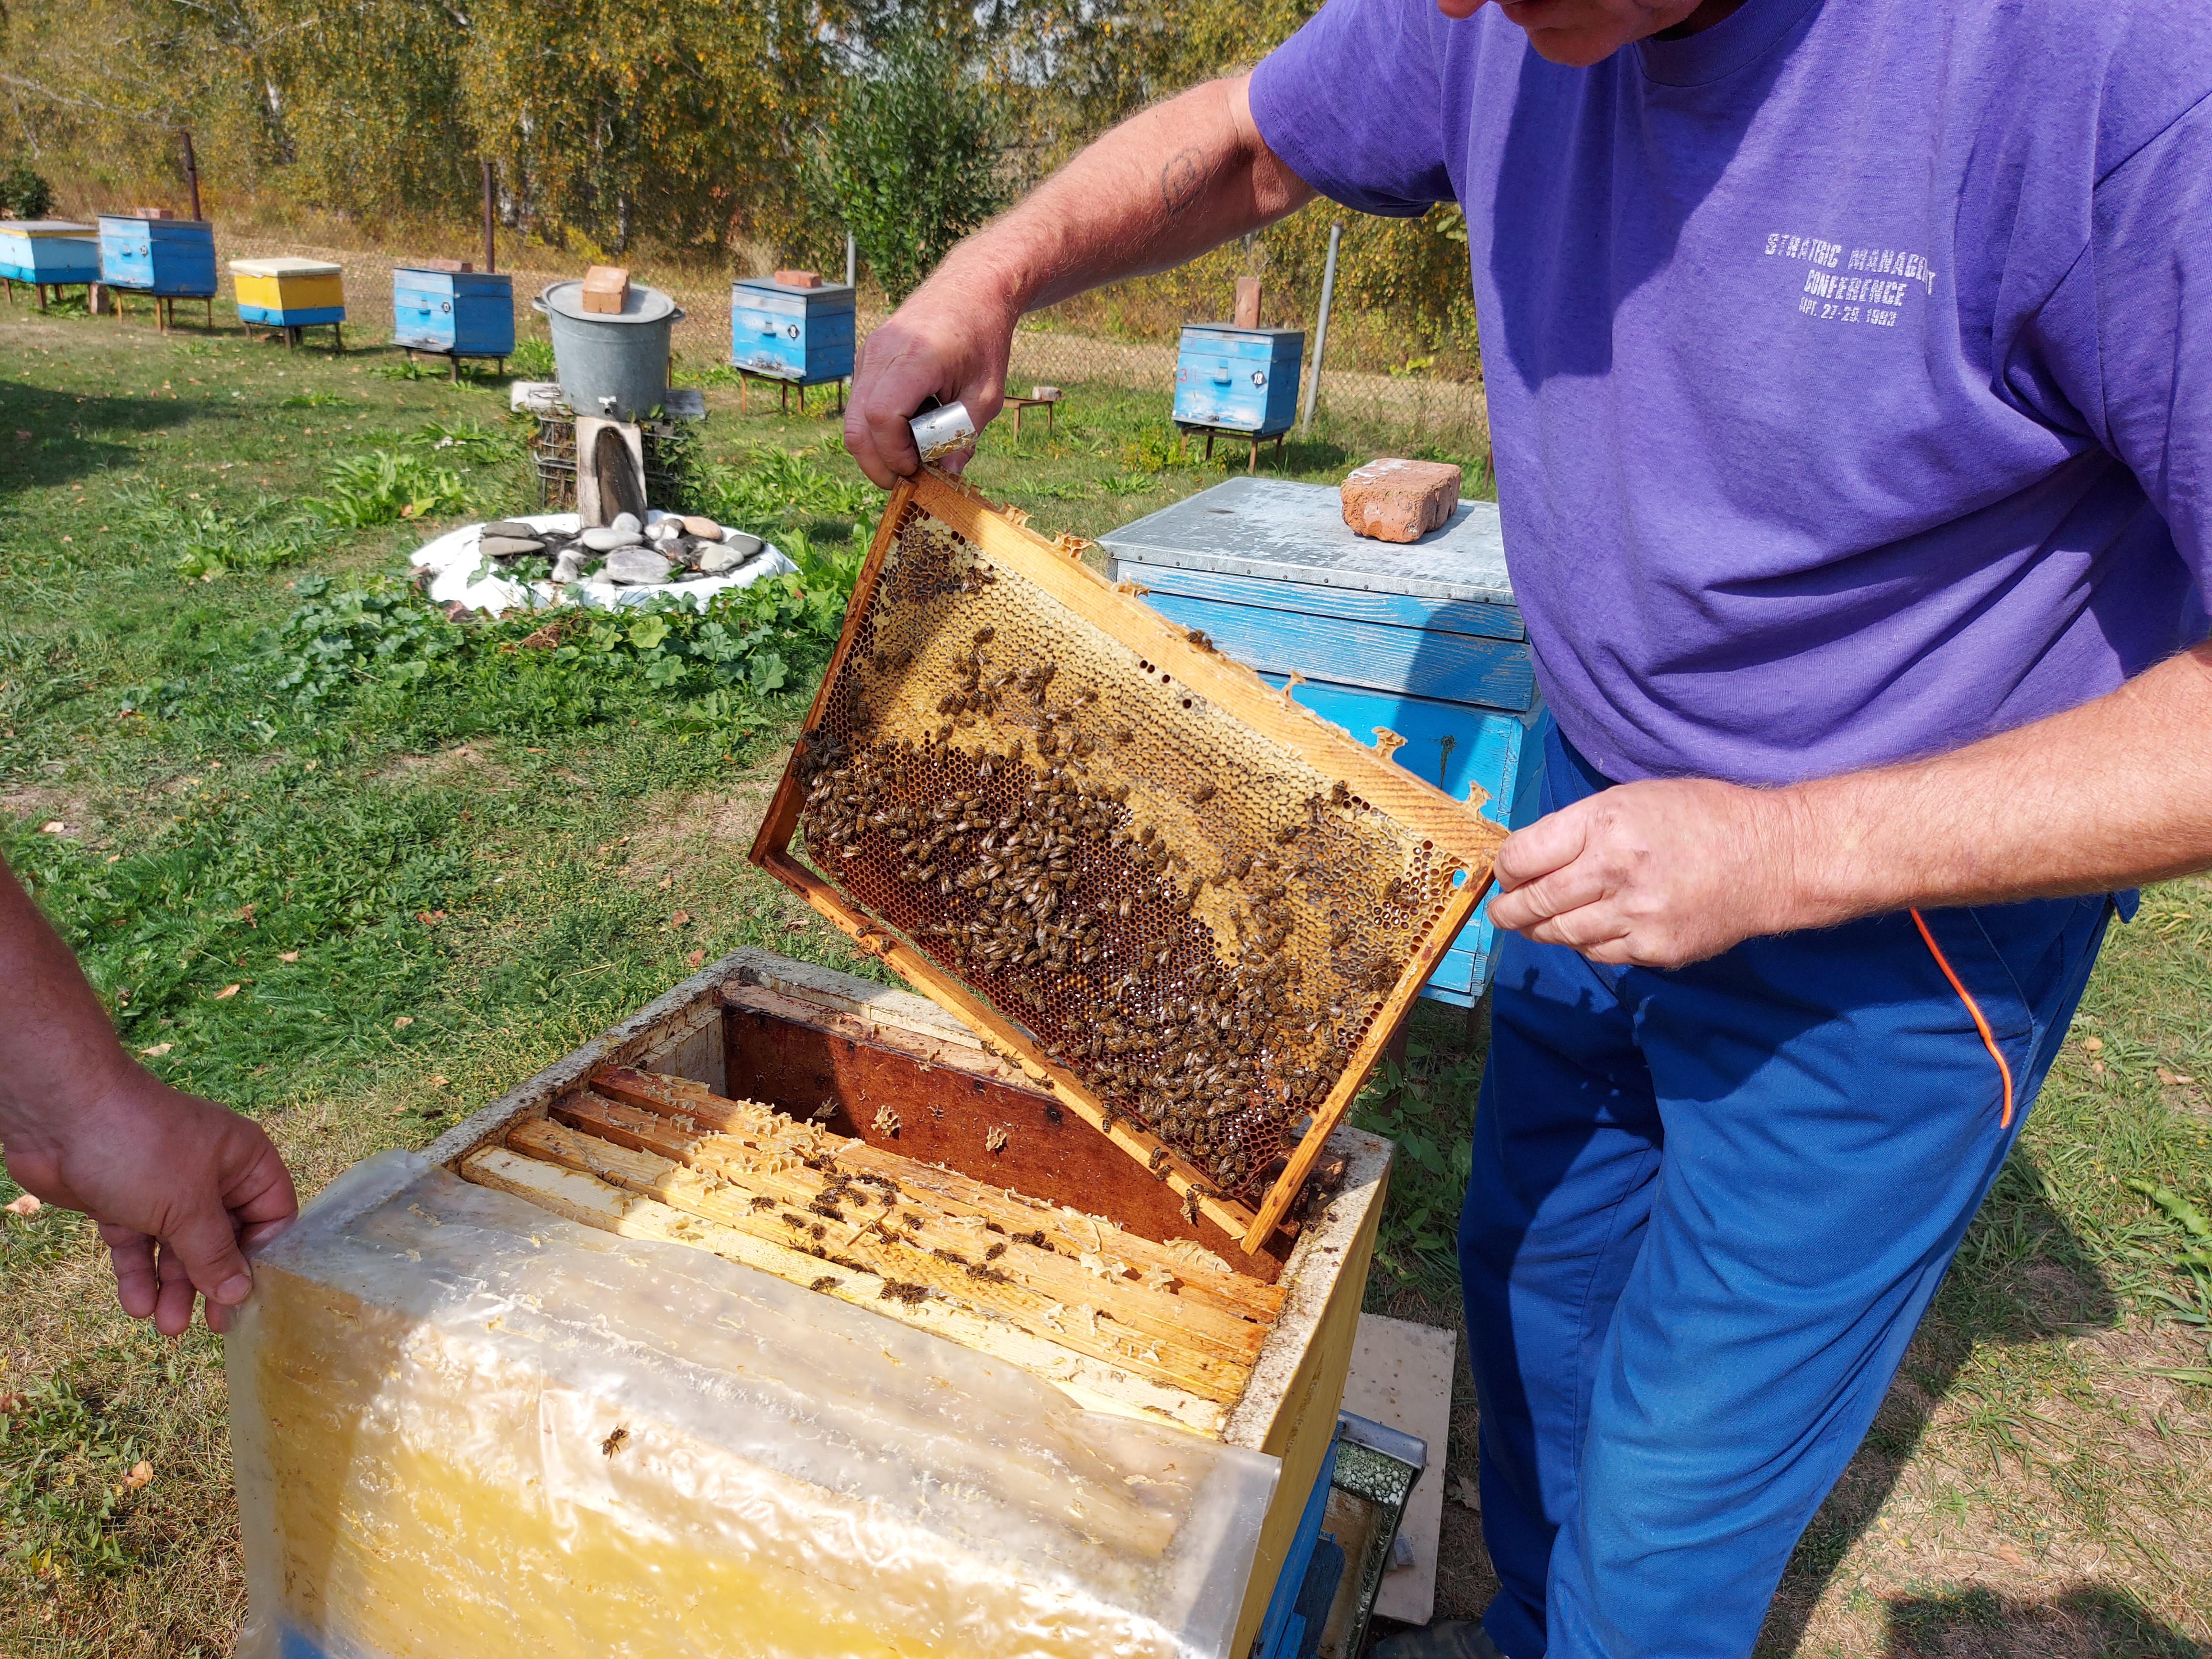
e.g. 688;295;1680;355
792;522;1456;1202
799;708;1449;1203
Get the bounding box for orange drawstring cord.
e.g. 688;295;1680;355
1909;908;2016;1128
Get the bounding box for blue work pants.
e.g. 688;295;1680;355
1463;726;2117;1659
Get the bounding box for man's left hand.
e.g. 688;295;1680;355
1488;778;1801;969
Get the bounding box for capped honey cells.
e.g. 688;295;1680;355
781;492;1479;1210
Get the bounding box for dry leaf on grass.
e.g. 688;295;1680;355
120;1460;153;1492
685;949;705;967
213;984;239;1000
139;1042;174;1057
39;820;64;834
428;1074;450;1088
394;1016;414;1029
672;909;691;926
1447;1475;1481;1511
5;1193;40;1217
277;951;300;962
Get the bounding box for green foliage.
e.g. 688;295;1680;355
111;482;326;581
307;450;470;527
1350;1020;1482;1298
807;32;1009;303
508;336;557;379
686;442;881;532
267;543;857;726
0;1375;147;1579
0;162;55;219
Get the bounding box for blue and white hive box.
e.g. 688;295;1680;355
98;215;217;295
1173;326;1305;437
0;221;100;285
393;265;516;357
1102;476;1544;1006
729;276;855;385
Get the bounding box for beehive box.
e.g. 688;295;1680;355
392;264;515;358
231;945;1393;1659
730;275;856;385
1173;325;1305;436
230;257;345;326
0;220;99;285
1103;477;1545;1005
97;213;216;295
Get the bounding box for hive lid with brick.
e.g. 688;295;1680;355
540;276;677;325
1100;476;1511;605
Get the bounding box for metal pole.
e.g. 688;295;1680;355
482;160;497;273
845;232;857;288
180;131;202;221
1300;221;1341;438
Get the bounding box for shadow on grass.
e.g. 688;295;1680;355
1883;1582;2205;1659
0;378;196;492
1760;1151;2124;1654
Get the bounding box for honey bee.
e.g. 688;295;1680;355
600;1426;630;1458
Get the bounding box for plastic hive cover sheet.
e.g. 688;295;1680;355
229;1151;1279;1659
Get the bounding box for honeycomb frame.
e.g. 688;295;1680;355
751;469;1504;1251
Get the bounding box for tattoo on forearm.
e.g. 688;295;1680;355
1160;148;1205;216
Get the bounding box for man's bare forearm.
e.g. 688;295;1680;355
1780;640;2212;921
0;854;137;1149
844;74;1312;484
936;75;1314;319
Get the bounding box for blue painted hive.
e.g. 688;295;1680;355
730;276;855;385
1173;326;1305;436
1102;476;1543;1006
98;215;217;296
0;221;99;285
393;265;516;358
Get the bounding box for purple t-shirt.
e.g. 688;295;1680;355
1250;0;2212;785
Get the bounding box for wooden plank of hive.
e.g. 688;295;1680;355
460;1144;1232;1437
554;1090;1269;1363
591;1065;1287;1324
504;1117;1253;1402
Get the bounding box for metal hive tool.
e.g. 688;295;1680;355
751;466;1505;1251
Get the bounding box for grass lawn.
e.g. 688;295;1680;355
0;309;2207;1658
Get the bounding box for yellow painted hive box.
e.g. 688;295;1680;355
228;946;1394;1659
230;256;344;324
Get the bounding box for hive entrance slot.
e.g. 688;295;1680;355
751;470;1504;1250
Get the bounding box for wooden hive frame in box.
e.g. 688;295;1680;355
751;468;1505;1251
432;945;1395;1655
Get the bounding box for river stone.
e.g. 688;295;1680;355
680;515;723;540
581;526;642;553
551;549;586;583
610;511;642;534
478;535;545;559
697;543;751;575
481;520;539;541
721;530;766;557
604;547;674;585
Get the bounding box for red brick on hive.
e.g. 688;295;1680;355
1340;459;1462;544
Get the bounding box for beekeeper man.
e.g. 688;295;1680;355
843;0;2212;1651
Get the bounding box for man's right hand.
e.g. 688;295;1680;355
844;274;1017;488
843;72;1313;490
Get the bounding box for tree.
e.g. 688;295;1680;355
807;32;1007;303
